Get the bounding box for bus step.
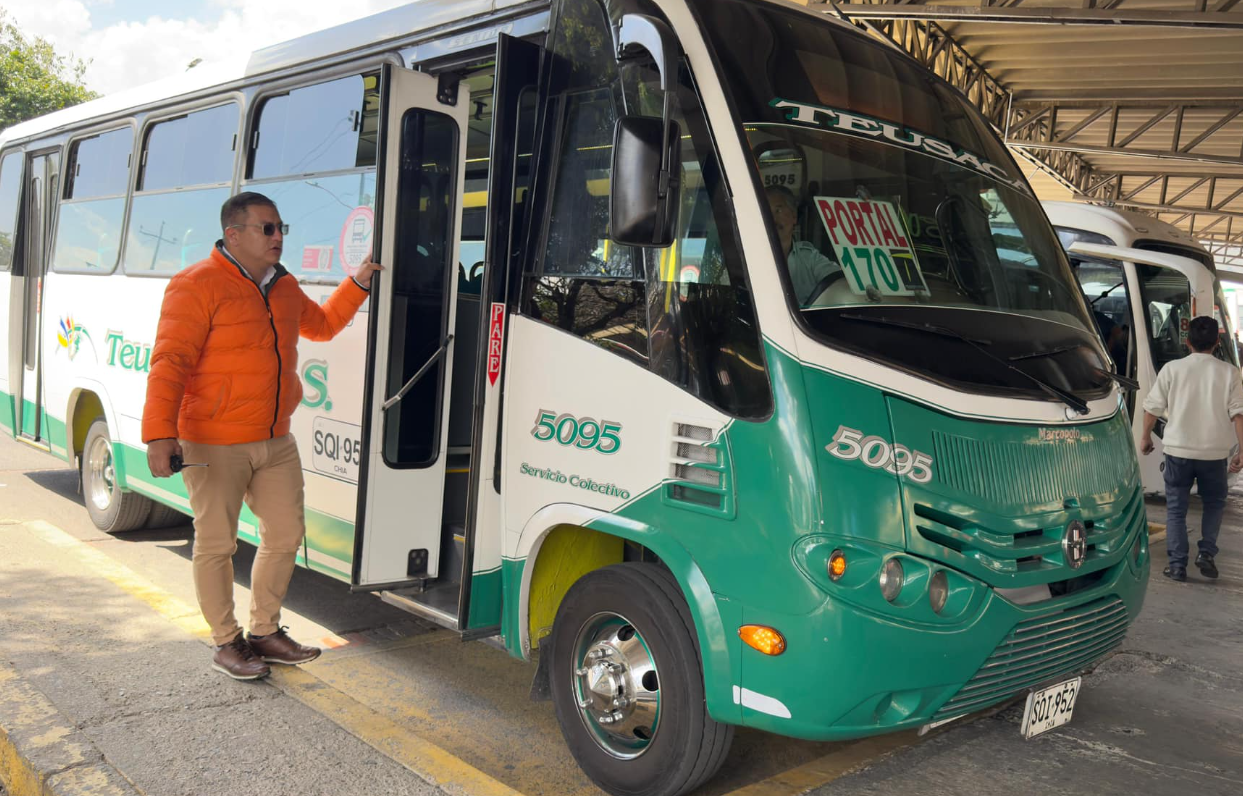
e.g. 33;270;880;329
441;525;466;584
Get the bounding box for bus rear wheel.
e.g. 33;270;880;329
82;418;152;533
549;563;733;796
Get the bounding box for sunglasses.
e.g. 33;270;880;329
229;222;289;236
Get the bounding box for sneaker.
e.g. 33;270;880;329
247;627;321;665
1195;552;1219;579
1163;565;1187;582
212;634;271;680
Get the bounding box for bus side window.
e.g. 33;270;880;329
527;86;648;366
522;0;770;417
125;103;238;274
0;150;23;271
53;127;133;274
245;73;380;282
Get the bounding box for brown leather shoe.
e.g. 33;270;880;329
212;634;270;680
247;627;321;665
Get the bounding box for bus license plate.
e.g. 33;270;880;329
1020;676;1081;739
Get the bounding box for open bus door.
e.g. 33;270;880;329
352;65;470;594
1070;241;1226;493
1069;242;1215;321
15;150;59;446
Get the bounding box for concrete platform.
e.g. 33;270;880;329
3;433;1242;796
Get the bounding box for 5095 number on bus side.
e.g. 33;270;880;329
531;410;622;455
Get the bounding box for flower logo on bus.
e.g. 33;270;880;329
56;317;94;362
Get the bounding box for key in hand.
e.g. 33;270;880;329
169;455;208;473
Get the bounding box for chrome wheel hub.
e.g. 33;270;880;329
87;436;115;512
571;613;660;759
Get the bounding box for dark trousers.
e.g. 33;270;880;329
1164;454;1228;568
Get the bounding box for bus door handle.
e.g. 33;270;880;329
382;334;454;412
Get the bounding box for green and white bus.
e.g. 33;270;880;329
0;1;1149;793
1049;200;1241;496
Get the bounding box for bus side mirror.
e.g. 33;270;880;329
610;115;681;247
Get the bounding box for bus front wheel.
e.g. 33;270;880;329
549;563;733;796
82;418;152;533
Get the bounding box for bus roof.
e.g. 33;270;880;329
1043;200;1207;255
0;0;541;148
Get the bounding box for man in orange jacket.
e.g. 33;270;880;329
142;192;382;680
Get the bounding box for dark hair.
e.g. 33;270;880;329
1188;316;1219;352
220;192;277;232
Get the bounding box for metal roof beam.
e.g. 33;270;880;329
1006;100;1243;164
825;5;1103;190
1013;99;1243;111
1009;140;1243;167
1016;88;1243;102
834;3;1243;30
855;17;1013;126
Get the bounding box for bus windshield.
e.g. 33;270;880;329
694;0;1111;400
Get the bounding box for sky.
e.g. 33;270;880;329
2;0;416;96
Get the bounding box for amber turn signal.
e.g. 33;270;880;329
828;549;847;581
739;625;786;656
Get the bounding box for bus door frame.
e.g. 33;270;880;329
1071;240;1215;431
16;148;60;446
457;33;545;635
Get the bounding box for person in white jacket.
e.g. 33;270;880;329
1142;316;1243;582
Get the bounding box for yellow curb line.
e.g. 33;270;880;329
13;518;965;796
0;664;140;796
15;521;522;796
720;701;1014;796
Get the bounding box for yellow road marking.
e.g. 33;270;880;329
722;731;919;796
272;667;525;796
13;518;949;796
15;520;523;796
720;701;1014;796
25;520;213;641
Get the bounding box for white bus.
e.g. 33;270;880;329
1048;201;1240;495
2;2;1149;793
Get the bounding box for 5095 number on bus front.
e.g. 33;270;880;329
827;425;933;484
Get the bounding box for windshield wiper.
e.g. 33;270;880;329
1090;281;1125;307
1008;344;1140;393
1094;368;1140;392
1008;343;1082;362
840;312;1091;415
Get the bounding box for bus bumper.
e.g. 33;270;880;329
729;544;1149;741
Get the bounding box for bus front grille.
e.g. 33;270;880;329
913;486;1144;579
933;596;1129;720
930;427;1137;508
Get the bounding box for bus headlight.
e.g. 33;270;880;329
879;558;904;602
929;571;949;614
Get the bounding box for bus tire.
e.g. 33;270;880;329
147;502;190;529
82;418;152;533
549;563;733;796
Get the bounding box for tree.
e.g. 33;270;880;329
0;11;97;131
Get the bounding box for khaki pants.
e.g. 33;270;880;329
181;435;306;646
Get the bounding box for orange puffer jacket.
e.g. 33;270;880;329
142;244;369;445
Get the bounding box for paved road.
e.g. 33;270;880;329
2;433;1241;796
